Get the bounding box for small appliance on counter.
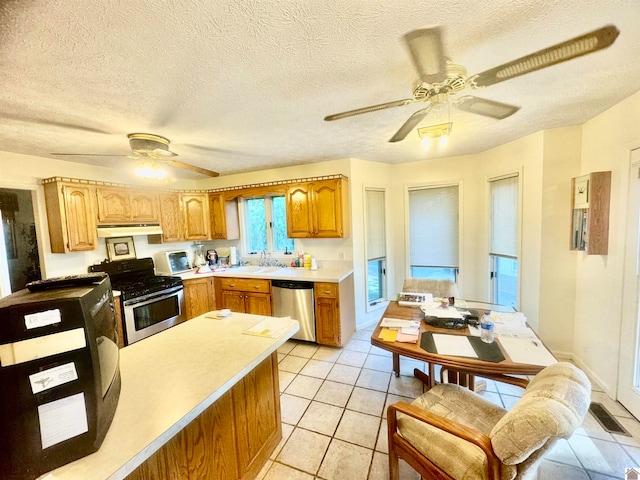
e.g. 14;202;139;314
153;250;192;275
0;275;121;479
206;249;218;267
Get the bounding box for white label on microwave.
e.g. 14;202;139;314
38;392;88;449
29;362;78;394
24;309;62;329
0;328;86;367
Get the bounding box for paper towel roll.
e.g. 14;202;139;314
229;246;238;266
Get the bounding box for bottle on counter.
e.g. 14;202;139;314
480;312;494;343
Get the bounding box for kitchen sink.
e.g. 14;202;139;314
230;265;283;274
255;266;284;273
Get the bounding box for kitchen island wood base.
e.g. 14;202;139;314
127;352;280;480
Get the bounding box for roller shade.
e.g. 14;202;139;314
409;185;459;267
490;175;518;257
366;189;385;260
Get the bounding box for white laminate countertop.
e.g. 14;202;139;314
179;265;353;283
40;313;298;480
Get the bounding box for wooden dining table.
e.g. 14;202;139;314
370;301;552;390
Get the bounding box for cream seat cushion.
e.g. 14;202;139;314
397;362;590;480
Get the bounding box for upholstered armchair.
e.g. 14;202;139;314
387;362;591;480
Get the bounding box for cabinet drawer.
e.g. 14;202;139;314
219;278;271;293
314;282;338;298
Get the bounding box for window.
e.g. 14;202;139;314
365;188;386;308
408;185;459;281
489;175;519;307
244;195;294;254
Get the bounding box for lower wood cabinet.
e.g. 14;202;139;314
112;295;125;349
182;277;216;320
127;352;281;480
215;277;272;316
314;274;355;347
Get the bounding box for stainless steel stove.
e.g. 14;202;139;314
90;258;185;345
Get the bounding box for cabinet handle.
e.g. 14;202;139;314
253;285;260;289
322;290;332;295
229;283;235;287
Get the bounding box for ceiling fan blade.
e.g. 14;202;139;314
389;105;432;143
404;27;448;84
469;25;620;88
453;96;520;119
165;160;219;178
51;153;130;157
324;99;415;121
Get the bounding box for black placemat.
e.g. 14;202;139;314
420;332;505;363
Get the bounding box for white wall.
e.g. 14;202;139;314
573;90;640;397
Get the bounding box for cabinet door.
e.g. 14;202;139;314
221;290;247;313
183;278;215;320
286;183;314;237
182;193;210;240
96;187;131;223
209;193;240;240
315;283;341;346
130;190;159;222
312;179;344;238
158;193;183;243
245;293;272;316
62;184;97;252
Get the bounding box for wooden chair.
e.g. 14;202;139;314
387;362;590;480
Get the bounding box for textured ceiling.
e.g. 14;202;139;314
0;0;639;180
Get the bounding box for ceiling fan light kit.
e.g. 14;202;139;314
134;160;168;180
324;24;620;144
418;122;452;149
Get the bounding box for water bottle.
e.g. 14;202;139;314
480;312;494;343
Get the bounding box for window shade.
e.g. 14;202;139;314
409;185;459;267
365;189;386;260
490;175;518;257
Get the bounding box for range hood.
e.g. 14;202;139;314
96;223;163;238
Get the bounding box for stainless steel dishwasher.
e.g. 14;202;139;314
271;280;315;342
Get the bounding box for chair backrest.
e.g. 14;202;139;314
490;362;591;466
402;278;458;298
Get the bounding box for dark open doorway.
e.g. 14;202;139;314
0;188;42;292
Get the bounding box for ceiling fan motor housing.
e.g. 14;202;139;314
127;133;173;155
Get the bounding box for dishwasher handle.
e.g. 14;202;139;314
271;279;314;290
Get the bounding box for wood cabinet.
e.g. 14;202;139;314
215;277;272;315
286;177;350;238
96;187;159;224
43;180;97;253
183;277;216;319
127;352;281;480
157;192;183;243
570;171;611;255
113;295;125;348
314;274;355;347
209;193;240;239
182;193;210;240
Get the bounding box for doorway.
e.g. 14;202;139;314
0;188;42;295
618;149;640;418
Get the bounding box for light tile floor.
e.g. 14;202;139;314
257;325;640;479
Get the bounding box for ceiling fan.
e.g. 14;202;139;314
324;25;620;142
51;133;220;177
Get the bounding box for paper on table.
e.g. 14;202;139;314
494;325;536;339
420;304;463;319
395;332;418;343
432;334;478;358
243;316;298;339
499;337;557;366
380;317;420;328
379;328;398;342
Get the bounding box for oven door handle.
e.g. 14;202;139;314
123;285;184;306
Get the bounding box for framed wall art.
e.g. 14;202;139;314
105;236;136;261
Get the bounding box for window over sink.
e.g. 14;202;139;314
242;195;294;255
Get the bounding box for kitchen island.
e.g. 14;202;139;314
39;312;298;480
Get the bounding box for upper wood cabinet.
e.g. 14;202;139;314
286;177;350;238
209;193;240;240
96;187;159;224
157;192;183;243
182;193;210;240
43;180;97;253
